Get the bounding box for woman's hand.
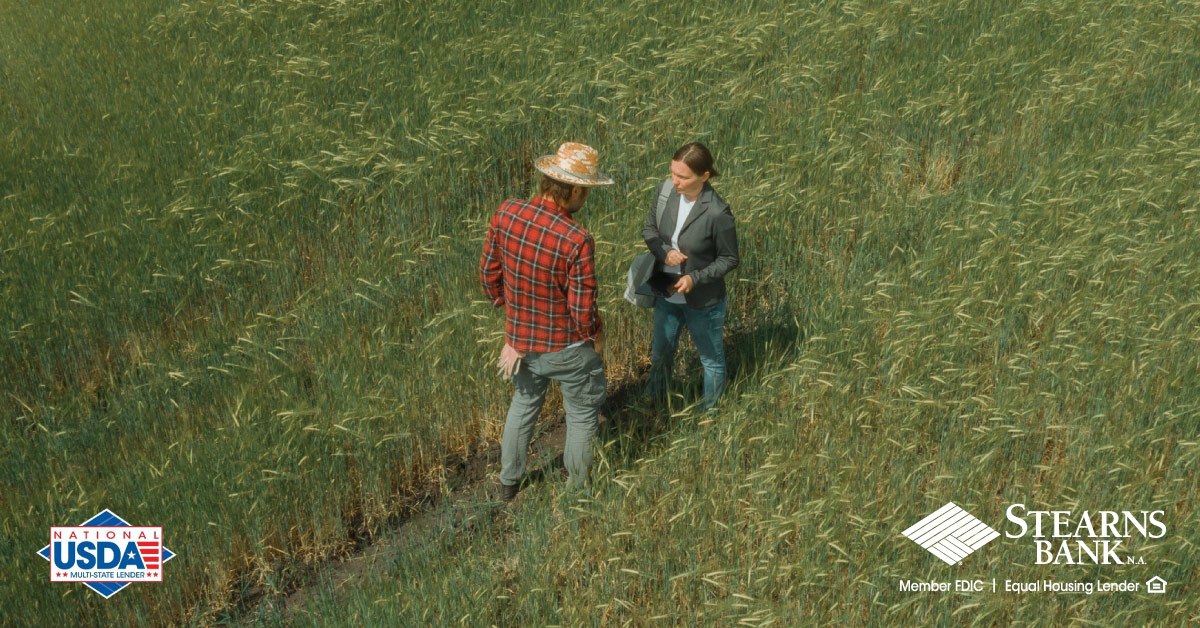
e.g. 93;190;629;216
673;274;694;295
665;249;688;267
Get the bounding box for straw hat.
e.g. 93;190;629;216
534;142;614;187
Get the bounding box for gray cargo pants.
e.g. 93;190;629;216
499;342;606;490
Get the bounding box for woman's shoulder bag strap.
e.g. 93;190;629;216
655;178;671;227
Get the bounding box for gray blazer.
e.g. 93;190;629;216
642;179;739;309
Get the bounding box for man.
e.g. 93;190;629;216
481;142;613;500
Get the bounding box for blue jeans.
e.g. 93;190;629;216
646;299;727;411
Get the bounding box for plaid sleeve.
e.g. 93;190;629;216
480;211;505;306
566;233;602;340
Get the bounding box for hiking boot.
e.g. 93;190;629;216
498;482;519;502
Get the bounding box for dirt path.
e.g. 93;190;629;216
226;409;577;625
214;365;661;626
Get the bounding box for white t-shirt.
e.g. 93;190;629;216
664;195;696;304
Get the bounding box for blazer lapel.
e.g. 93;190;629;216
660;189;681;235
677;184;713;235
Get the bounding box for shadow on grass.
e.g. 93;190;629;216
522;304;806;490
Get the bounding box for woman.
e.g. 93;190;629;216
642;142;739;411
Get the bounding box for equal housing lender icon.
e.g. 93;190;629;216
903;502;1000;565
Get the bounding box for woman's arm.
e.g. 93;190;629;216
688;207;739;286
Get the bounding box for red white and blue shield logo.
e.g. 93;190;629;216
38;509;176;598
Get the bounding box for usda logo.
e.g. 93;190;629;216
37;509;176;599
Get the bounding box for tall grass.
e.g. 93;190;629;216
2;0;1197;626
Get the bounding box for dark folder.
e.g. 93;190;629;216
635;272;677;298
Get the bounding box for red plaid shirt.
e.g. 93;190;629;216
481;196;603;353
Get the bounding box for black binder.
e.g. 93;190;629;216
635;272;677;298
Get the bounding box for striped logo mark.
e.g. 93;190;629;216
138;541;160;570
903;502;1000;565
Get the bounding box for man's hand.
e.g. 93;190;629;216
665;249;688;267
592;330;606;356
497;343;525;380
673;274;694;295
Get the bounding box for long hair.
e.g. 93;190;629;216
673;142;720;178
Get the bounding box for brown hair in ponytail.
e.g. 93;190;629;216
672;142;720;178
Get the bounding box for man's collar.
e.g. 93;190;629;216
534;195;569;216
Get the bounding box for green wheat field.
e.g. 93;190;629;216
2;0;1198;625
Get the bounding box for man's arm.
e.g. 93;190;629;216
567;234;603;342
480;211;506;306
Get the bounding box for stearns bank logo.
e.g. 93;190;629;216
37;509;176;599
902;502;1000;565
904;502;1166;566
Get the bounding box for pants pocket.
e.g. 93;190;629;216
587;365;607;405
570;348;607;408
545;345;581;368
